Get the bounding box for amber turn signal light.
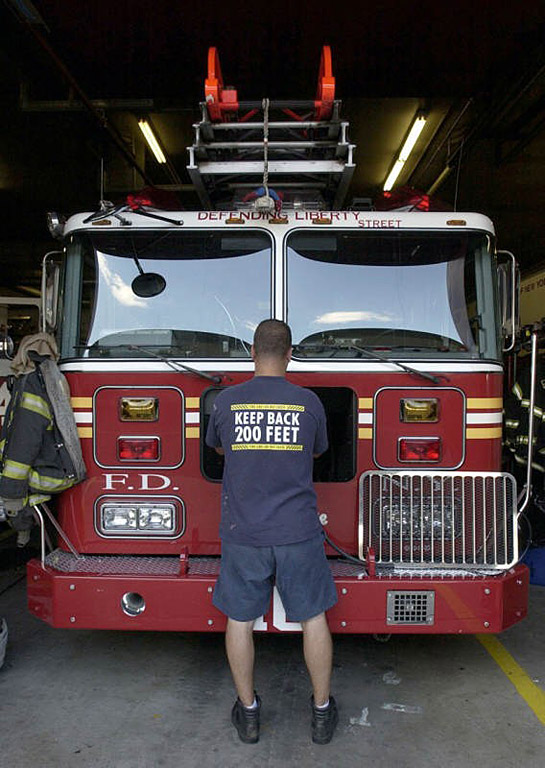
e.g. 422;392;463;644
400;398;439;423
120;397;159;421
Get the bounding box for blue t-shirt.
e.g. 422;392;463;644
205;376;328;546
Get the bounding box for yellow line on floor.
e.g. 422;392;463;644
477;634;545;725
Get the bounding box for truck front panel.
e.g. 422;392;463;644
26;212;527;633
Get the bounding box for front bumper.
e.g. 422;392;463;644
27;552;529;634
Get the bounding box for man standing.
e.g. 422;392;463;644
206;319;338;745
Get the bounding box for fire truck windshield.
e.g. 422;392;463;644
63;231;272;359
287;230;500;361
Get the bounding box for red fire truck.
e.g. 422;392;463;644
26;48;529;634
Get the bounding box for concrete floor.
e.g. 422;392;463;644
1;544;545;768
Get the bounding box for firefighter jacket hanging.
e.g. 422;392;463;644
0;333;86;511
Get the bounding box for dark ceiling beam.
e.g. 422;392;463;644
19;82;155;112
494;87;545;166
410;39;545;197
6;1;154;186
487;57;545;135
420;67;545;197
495;109;545;166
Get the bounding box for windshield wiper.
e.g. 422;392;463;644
75;343;224;384
127;345;224;383
83;202;183;226
294;342;442;385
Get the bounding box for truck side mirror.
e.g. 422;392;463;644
42;251;63;332
497;250;518;353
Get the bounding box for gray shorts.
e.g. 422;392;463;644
212;533;338;622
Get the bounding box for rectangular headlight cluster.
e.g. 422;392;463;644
378;501;460;541
101;503;175;535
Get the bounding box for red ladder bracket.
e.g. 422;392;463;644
314;45;335;120
205;47;239;122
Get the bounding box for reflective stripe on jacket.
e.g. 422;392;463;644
0;365;82;506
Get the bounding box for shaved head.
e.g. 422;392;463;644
253;320;292;359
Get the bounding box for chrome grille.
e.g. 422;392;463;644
386;591;435;625
359;471;518;569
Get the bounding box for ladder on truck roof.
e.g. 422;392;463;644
187;46;356;212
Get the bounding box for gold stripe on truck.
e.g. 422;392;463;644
467;398;502;410
466;427;503;440
71;397;93;408
358;428;373;440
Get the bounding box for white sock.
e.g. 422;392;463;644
244;698;258;710
315;698;330;710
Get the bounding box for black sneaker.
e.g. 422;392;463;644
311;695;338;744
231;695;261;743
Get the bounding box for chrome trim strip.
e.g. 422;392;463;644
60;360;504;374
520;329;539;513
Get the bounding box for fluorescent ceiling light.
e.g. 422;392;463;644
383;115;427;192
138;119;166;164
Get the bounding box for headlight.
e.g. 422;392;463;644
138;506;174;531
375;499;461;540
100;503;175;535
102;506;137;530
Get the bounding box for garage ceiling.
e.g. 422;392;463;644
1;0;545;295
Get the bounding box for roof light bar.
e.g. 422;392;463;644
138;119;166;164
383;114;427;192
